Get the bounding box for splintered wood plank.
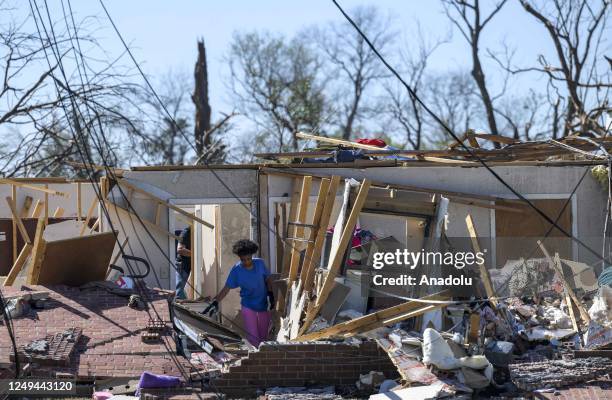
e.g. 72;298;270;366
5;196;31;244
3;243;33;286
80;197;98;236
299;179;371;335
31;200;44;218
11;185;16;262
301;176;341;293
27;216;47;285
287;176;313;286
19;196;33;218
296;291;448;341
466;214;497;307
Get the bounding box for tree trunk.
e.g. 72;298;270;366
193;39;211;160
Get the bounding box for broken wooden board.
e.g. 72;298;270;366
31;231;117;286
296;291;449;341
466;214;497;307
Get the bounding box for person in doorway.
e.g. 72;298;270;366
175;225;192;300
203;239;274;347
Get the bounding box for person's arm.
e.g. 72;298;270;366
213;285;230;302
177;242;191;257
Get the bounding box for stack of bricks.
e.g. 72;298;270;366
211;341;398;397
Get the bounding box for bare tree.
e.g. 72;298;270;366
425;70;482;148
0;0;150;176
309;6;394;140
381;27;447;149
227;31;329;153
442;0;508;145
517;0;610;136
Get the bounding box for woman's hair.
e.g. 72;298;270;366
232;239;259;257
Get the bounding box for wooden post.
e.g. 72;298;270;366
44;184;49;225
5;197;31;244
300;179;371;335
287;176;313;286
27;216;47;285
11;185;17;262
465;214;497;307
301;176;341;293
77;182;82;221
52;207;65;218
281;178;302;277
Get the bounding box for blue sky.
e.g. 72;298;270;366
65;0;554;120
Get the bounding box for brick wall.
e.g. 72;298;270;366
211;341;398;397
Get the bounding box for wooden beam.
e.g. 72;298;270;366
295;131;475;164
260;167;525;207
52;207;65;218
77;182;82;221
11;185;16;262
0;178;69;197
5;197;31;244
296;291;448;341
80;197;98;236
538;241;590;324
44;184;48;225
465;214;497;307
287;176;313;286
105;200;180;240
19;196;33;219
3;243;32;286
301;176;341;292
89;218;101;233
117;179;214;229
27;216;47;285
281;178;302;277
31;200;44;218
300;179;371;335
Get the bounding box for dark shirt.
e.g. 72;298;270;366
176;226;191;264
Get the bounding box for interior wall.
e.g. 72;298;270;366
266;166;605;265
0;182;98;219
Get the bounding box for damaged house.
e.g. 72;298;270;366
1;134;611;399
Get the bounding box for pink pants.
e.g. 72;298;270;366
241;306;271;347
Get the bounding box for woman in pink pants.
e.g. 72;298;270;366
204;239;273;347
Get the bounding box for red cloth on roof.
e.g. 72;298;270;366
356;138;386;148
